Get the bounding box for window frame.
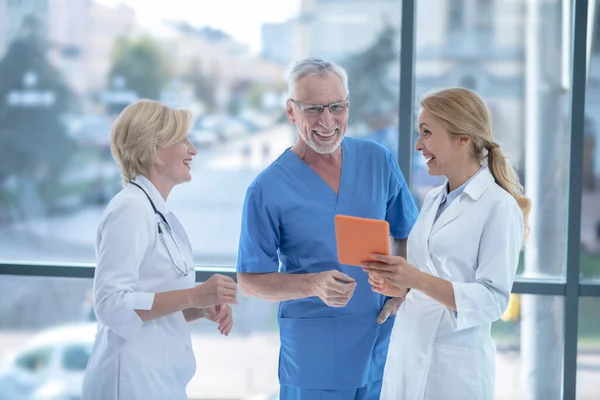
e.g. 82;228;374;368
0;1;596;399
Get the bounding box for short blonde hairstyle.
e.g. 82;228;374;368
110;99;193;183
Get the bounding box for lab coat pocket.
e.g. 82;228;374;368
425;343;484;400
278;317;335;388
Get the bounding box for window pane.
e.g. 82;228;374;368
578;297;600;400
581;1;600;281
0;275;280;399
494;294;564;399
188;283;279;398
413;0;569;279
0;276;94;399
0;0;402;266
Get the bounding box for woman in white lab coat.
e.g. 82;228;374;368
362;88;530;400
82;100;238;400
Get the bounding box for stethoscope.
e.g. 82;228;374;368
129;181;194;277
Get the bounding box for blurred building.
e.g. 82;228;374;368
83;0;136;93
2;0;50;53
294;0;400;62
295;0;527;168
0;0;135;96
151;21;287;111
261;21;294;65
0;0;6;57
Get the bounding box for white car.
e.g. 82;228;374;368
0;323;96;400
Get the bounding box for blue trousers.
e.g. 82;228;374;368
280;380;382;400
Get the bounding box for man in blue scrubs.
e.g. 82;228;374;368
237;58;418;400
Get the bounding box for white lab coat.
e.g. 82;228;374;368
380;167;524;400
82;175;196;400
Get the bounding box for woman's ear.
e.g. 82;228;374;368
458;135;471;149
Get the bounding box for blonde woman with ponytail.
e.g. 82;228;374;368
362;88;530;400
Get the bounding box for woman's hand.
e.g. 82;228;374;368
364;254;457;311
190;274;238;308
202;304;234;336
368;272;408;298
362;254;422;290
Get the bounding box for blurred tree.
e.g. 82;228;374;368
184;59;216;112
0;15;75;190
343;24;399;127
227;80;252;116
247;86;266;110
109;35;169;100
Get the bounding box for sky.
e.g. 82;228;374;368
97;0;301;53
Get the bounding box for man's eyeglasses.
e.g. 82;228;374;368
289;99;349;116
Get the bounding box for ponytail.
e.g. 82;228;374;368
486;142;531;241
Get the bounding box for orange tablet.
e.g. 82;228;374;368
334;215;390;267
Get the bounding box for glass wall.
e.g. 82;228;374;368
413;0;570;281
409;1;597;399
581;0;600;282
577;297;600;400
0;276;280;400
1;0;599;399
0;278;569;400
492;295;564;400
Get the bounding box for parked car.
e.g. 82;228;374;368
0;323;96;400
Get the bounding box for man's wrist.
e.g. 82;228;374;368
304;273;319;297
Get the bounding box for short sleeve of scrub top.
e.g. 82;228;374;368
237;186;280;274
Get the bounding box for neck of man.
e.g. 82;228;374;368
291;139;342;169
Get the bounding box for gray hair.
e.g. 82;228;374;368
287;58;349;98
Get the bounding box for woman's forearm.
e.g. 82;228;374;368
182;308;205;322
413;271;457;311
135;288;194;322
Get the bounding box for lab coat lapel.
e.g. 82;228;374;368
429;196;466;238
430;168;496;238
413;186;444;278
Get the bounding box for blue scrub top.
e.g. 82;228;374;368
237;136;418;390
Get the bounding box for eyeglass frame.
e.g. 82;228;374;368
289;98;350;115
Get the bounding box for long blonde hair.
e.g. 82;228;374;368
420;87;531;237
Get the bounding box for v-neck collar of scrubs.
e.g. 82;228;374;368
281;138;354;211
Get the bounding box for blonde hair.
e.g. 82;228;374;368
420;87;531;238
110;99;193;184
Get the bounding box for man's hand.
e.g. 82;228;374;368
202;304;233;336
309;270;357;307
376;296;404;324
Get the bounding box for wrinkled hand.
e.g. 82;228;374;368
203;304;233;336
191;274;238;308
310;270;357;307
377;297;404;324
362;254;420;290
